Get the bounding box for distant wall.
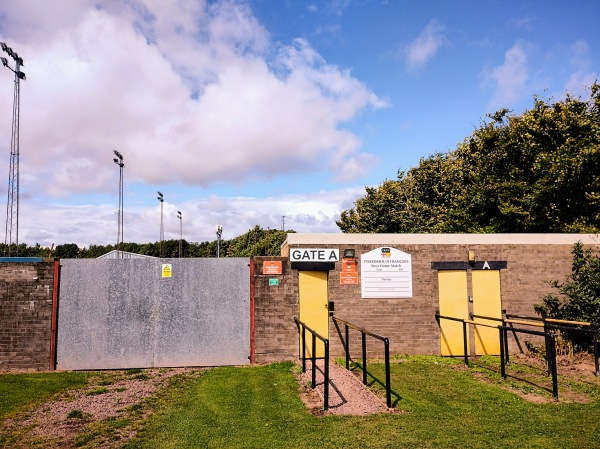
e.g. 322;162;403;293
0;259;55;371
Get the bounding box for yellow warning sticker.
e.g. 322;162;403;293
162;263;172;278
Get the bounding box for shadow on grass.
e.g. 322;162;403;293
469;358;556;397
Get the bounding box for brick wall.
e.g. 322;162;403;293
0;260;55;371
252;257;299;363
255;238;598;362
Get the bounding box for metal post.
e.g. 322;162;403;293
216;224;223;257
548;334;558;401
384;337;391;408
544;323;551;375
113;150;124;258
324;340;329;410
499;327;506;379
301;325;306;373
311;334;316;388
177;211;182;257
594;331;599;376
157;191;164;257
462;320;469;367
362;331;367;385
345;324;350;370
505;326;510;364
1;43;25;256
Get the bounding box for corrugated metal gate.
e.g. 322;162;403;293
56;258;250;370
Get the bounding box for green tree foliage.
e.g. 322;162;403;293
338;83;600;233
2;226;293;259
53;243;80;259
535;242;600;348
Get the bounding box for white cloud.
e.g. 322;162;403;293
483;41;529;109
0;0;384;201
405;20;447;72
563;40;597;99
19;186;366;247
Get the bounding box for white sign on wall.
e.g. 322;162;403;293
361;247;412;298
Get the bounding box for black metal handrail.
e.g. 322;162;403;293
499;325;559;400
435;313;471;367
476;313;599;376
332;316;392;408
294;317;330;410
436;313;559;400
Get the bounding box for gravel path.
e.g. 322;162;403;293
299;359;391;415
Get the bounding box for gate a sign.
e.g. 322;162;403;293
290;248;339;262
361;247;412;298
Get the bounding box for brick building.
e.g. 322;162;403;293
252;233;600;363
2;234;599;370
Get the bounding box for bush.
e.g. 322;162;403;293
535;242;600;349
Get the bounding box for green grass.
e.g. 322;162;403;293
124;359;600;449
0;371;89;420
2;358;600;448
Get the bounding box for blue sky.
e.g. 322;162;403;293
0;0;597;248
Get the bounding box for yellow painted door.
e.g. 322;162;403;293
472;270;502;355
438;271;469;356
299;271;329;358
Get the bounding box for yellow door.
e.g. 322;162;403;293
299;271;329;358
472;270;502;355
438;271;469;356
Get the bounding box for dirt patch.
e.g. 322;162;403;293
1;368;200;448
296;360;391;416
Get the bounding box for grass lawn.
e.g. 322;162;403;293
123;358;600;449
2;357;599;448
0;371;89;420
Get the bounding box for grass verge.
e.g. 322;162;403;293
125;358;600;449
0;371;89;420
2;357;600;449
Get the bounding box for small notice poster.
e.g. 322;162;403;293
263;261;283;275
161;263;172;278
340;271;359;285
361;247;412;298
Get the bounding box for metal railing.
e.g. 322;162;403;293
332;316;392;408
474;313;600;376
436;313;559;400
499;325;558;400
294;317;330;410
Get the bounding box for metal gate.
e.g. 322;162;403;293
56;258;250;370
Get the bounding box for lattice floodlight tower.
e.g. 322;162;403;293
1;42;25;256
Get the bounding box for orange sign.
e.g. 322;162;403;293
263;261;282;275
340;271;359;285
342;258;357;272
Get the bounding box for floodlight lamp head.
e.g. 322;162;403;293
157;191;163;197
113;150;123;159
1;57;7;67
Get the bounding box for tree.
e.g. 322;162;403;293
535;242;600;349
54;243;80;258
338;83;600;233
